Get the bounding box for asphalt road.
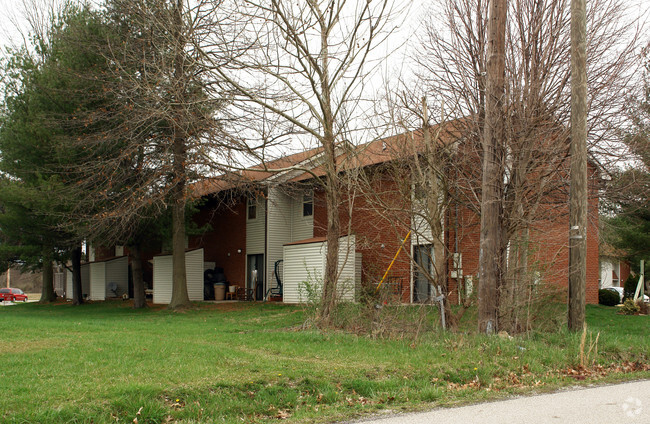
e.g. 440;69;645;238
348;380;650;424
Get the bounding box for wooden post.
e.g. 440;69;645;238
478;0;507;335
568;0;587;331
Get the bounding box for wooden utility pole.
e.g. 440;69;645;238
568;0;588;331
478;0;507;335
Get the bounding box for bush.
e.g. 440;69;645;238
623;274;638;300
598;289;620;306
637;299;649;315
620;299;640;315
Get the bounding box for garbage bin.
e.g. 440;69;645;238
214;283;226;301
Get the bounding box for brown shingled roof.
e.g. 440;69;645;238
190;119;467;197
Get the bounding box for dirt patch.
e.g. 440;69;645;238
0;338;65;354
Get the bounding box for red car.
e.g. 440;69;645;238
0;288;28;302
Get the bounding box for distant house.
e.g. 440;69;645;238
599;244;631;289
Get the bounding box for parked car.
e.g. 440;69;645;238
0;288;28;302
602;286;649;304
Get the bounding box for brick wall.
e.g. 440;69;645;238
189;196;247;288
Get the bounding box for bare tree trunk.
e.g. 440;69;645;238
317;19;340;326
71;246;83;305
568;0;587;331
128;242;147;309
40;250;55;303
168;0;190;310
478;0;507;335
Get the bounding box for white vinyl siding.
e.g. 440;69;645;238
153;248;204;304
282;241;325;304
266;188;293;292
246;197;266;255
89;262;106;301
186;249;205;301
283;235;358;304
105;256;128;297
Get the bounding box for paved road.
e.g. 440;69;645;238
349;380;650;424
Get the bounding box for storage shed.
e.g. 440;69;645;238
153;248;204;304
282;235;360;303
66;263;91;300
88;256;129;300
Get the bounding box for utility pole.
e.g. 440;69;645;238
568;0;588;331
478;0;507;335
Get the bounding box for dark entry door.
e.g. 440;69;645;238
247;254;264;300
413;244;433;302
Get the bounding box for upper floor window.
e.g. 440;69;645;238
248;197;257;220
302;192;313;217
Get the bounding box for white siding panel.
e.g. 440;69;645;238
153;249;204;304
282;235;357;304
105;256;128;297
89;262;106;301
267;188;293;292
246;197;266;255
186;248;205;301
153;254;173;304
334;235;356;301
282;241;325;304
66;270;73;299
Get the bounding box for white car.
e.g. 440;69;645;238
602;286;649;303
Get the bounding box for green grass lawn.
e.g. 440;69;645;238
0;301;648;423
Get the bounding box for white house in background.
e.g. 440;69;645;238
599;244;631;289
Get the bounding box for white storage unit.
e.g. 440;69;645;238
105;256;129;297
282;235;360;303
89;261;106;300
153;248;204;304
66;264;91;300
88;256;129;301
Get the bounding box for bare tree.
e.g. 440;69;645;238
413;0;638;332
210;0;397;325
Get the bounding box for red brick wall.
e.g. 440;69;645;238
619;261;631;285
189;197;247;288
314;176;412;302
314;162;600;305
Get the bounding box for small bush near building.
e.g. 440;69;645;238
637;299;649;315
623;274;638;300
598;289;620;306
620;298;640;315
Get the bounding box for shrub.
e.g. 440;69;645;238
623;274;638;300
598;289;620;306
620;299;640;315
637;299;649;315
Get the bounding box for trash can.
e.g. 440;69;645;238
214;283;226;301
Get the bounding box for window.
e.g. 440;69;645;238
302;192;313;217
248;197;257;220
